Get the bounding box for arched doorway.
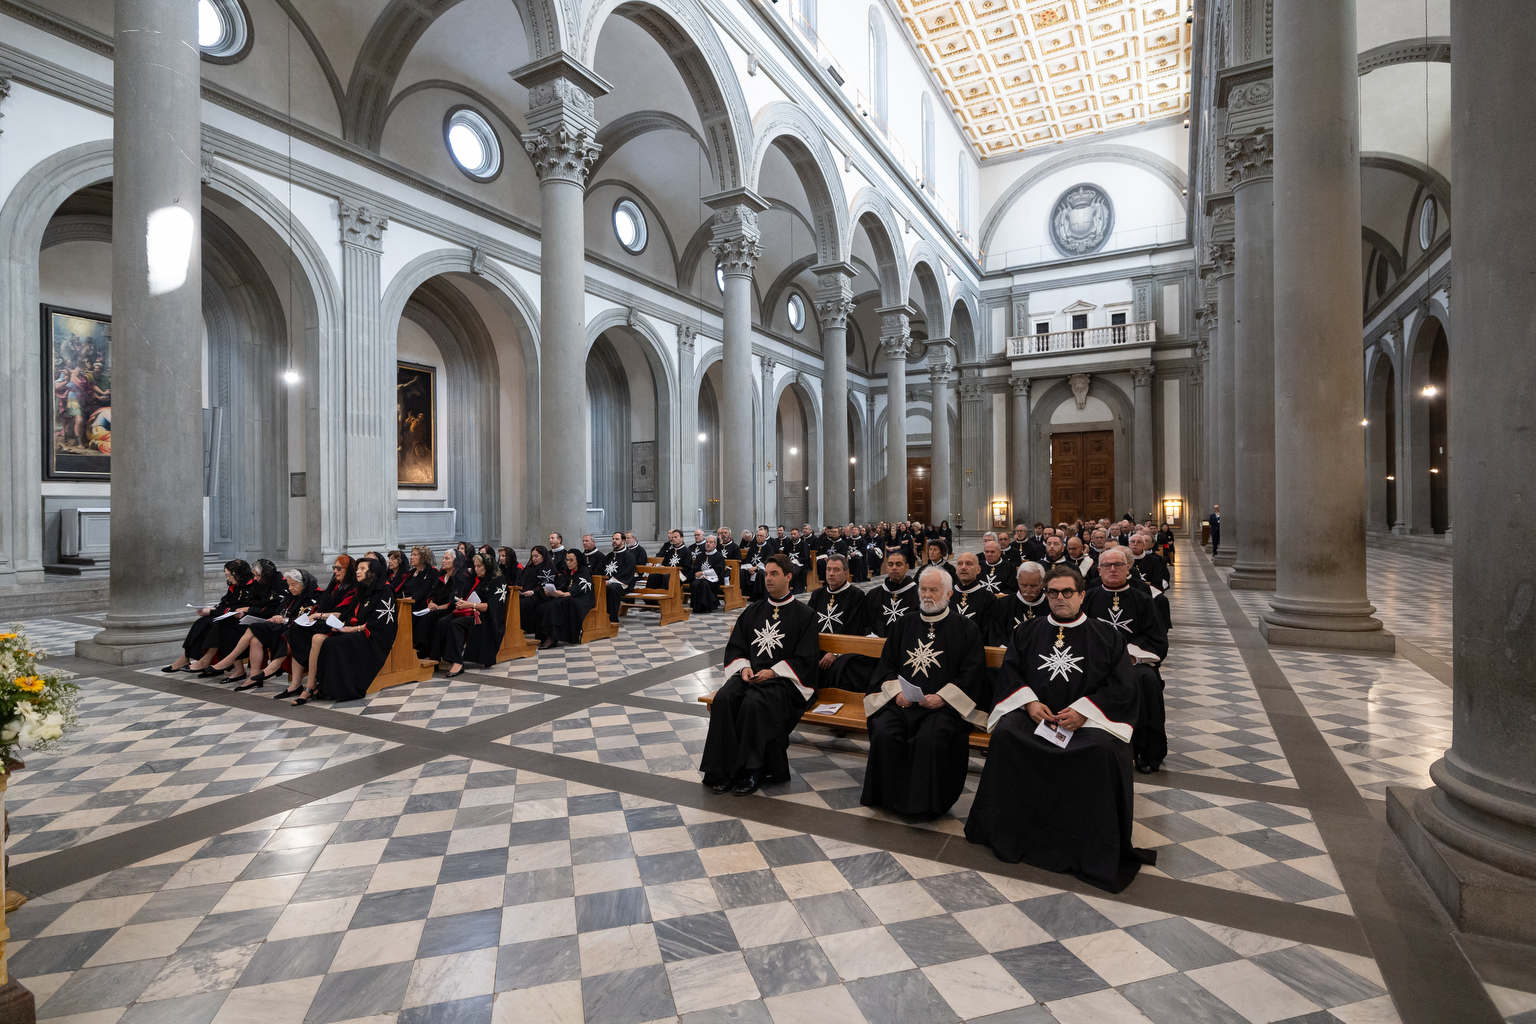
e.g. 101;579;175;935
1406;314;1450;534
1367;353;1397;530
587;328;661;538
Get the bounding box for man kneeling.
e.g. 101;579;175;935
699;555;819;795
965;565;1156;892
861;567;988;819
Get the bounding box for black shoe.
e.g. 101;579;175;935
273;686;302;700
161;664;187;673
1135;760;1158;775
197;667;223;678
704;773;733;794
731;773;762;796
233;679;264;692
446;666;465;678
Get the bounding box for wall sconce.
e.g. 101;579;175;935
1387;475;1396;481
1162;497;1183;526
991;500;1009;530
789;446;798;455
1430;468;1440;474
1421;385;1438;397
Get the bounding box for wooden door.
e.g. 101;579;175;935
1050;431;1113;524
907;458;931;523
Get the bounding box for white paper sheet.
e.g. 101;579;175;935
412;608;431;617
238;615;266;625
293;614;314;627
1127;643;1161;665
811;703;844;715
324;614;345;629
1035;719;1073;748
898;676;925;703
543;583;556;596
213;611;237;621
464;590;481;605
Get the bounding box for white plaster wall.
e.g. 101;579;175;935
984;161;1185;265
0;84;113;209
1027;280;1135;333
1051;396;1114;425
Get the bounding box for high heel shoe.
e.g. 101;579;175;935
291;686;318;706
197;667;224;678
273;686;302;700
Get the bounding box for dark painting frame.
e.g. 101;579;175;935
41;304;113;481
397;361;437;489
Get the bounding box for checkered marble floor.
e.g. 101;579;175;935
2;618;103;656
325;677;554;731
1160;645;1297;787
489;613;738;689
4;679;396;865
500;703;707;780
5;755;1398;1024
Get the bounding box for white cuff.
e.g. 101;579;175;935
986;686;1039;732
1068;696;1134;743
1126;643;1161;664
863;677;901;718
770;660;813;701
724;658;750;680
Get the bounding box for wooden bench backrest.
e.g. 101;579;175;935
722;559;745;609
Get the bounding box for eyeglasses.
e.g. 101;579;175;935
1046;587;1080;597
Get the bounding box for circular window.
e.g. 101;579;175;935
1419;196;1437;250
444;108;502;182
787;293;806;332
198;0;250;61
715;263;726;293
613;199;647;254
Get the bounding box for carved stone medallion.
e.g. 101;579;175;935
1049;184;1114;257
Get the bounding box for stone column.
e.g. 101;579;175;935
677;325;698;529
1212;242;1238;565
1131;365;1155;519
1390;0;1536;945
1008;376;1030;528
1226;126;1277;590
815;264;856;525
707;191;767;532
878;308;912;522
79;0;204;664
760;354;776;526
864;392;878;521
514;56;609;540
959;376;987;530
1262;0;1389;649
930;353;953;528
338;202;391;552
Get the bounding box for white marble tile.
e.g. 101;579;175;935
698;842;770;877
366;856;443;894
83;917;202;967
726;902;813;949
952;903;1054;952
491;980;585;1024
817;926;915;982
427;876;505;917
572;857;641;896
139;942;261;1002
1187;959;1323;1023
211;874;305;914
328;920;425;972
922;954;1033;1018
855;880;947;925
402;946;497;1008
578;923;662;975
773;861;850;900
645;877;722;920
209;975;323;1024
38;894;155;937
500;898;578;944
1048;987;1159;1024
666;950;761;1015
506;840;572;873
763;983;869;1024
267;896;362;941
1062;929;1176;987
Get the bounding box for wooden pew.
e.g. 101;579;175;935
722;559;745;610
620;565;690;627
582;573;619;642
697;633;1006;751
804;555;822;592
368;597;438;694
496;586;537;662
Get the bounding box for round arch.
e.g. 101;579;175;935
1029;376;1134;524
950;296;978;364
748;102;850;267
1365;345;1397;531
586;308;678;532
904;247;951;341
846;391;871;523
1403;309;1451;534
848;187;909;307
772;372;823;529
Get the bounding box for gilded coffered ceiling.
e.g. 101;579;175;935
891;0;1193;158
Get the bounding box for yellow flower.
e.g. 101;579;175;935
0;634;16;642
13;677;45;694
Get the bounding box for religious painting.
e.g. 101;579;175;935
41;304;113;480
397;361;436;489
631;441;656;502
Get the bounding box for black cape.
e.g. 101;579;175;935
977;557;1018;597
949;582;998;640
536;568;595;643
824;576;918;693
806;582;868;688
690;550;726;612
315;587;399;701
1085;583;1169;767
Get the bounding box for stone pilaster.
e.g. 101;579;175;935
1009;375;1031;528
929;352;954;528
1131;365;1156;520
878;308;912;522
334;201;392;553
759;354;777;525
1211;239;1238;564
79;0;206;665
959;375;988;532
513;55;609;541
707;191;768;532
815;263;857;525
677;325;699;531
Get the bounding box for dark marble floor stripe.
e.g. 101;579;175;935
1193;550;1499;1024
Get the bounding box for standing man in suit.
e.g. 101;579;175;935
1208;504;1222;558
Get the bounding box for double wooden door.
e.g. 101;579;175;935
907;458;931;524
1050;431;1114;524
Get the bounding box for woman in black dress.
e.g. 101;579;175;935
163;559;256;673
535;549;595;648
274;555;357;700
233;568;320;691
300;556;399;704
1155;521;1177;565
497;546;520;581
518;546;556;626
400;546;436;608
432;551;506;676
385;550;409;593
414;549;473;656
202;558;285;682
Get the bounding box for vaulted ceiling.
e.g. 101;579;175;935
891;0;1193;158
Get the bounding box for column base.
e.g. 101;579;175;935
1227;565;1275;590
1212;553;1236;566
1259;618;1396;653
0;980;36;1024
74;634;186;666
1388;786;1536;946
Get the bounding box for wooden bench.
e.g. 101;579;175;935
582;574;619;642
621;564;690;627
722;559;745;610
496;587;537;662
803;555;821;592
368;597;439;694
697;633;1006;751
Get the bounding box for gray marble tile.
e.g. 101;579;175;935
1140;813;1220;843
7;928;116;977
710;870;790;910
1017;894;1116;939
1121;973;1250;1024
351;886;435;929
3;901;68;940
35;958;166;1017
638;850;708;885
993;941;1107;1002
687;819;753;848
239;846;323;880
626;805;687;833
382;832;452;863
887;914;989;968
572;833;635;865
1145;843;1225;879
581;964;676;1024
418;908;502;957
1141;789;1216;813
756;835;827;868
575;886;652;932
680;998;775;1024
502;867;575;906
397;994;494;1024
1125;918;1241;971
330;817;398;844
1253;946;1386;1006
1232;829;1324;862
1236;862;1343;902
967;1009;1059;1024
792;890;880;937
918;871;1008;913
832;851;912;889
234;931;345;987
742;938;840;999
655;911;740;962
128;884;231;925
438;847;510;883
289;865;376;903
118;989;228;1024
306;963;412;1024
507;816;571;846
494;936;581;991
846;969;961;1024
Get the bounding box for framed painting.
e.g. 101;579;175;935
41;304;113;480
397;361;437;489
631;440;656;502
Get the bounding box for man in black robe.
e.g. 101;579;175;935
823;549;920;694
689;529;707;560
782;528;809;593
715;527;741;562
977;539;1018;599
844;526;866;582
1041;534;1070;568
965;565;1154;893
740;526;772;600
807;553;867;687
690;536;727;613
1129;533;1172;631
861;566;989;818
1067;536;1099;584
920;539;960;588
950;552;997;640
1024;523;1049;563
650;528;691;591
600;532;635;623
700;555;819;795
1086;547;1168;774
989;561;1048;645
547;533;569;569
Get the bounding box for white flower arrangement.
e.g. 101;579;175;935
0;627;80;769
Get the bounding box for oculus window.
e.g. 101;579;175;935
198;0;250;61
445;108;502;182
1419;196;1437;251
613;199;647;254
787;293;806;332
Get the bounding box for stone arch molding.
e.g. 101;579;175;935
904;238;953;340
978;145;1188;256
576;0;752;194
771;371;824;525
848;187;910;308
747;102;850;267
585;307;680;526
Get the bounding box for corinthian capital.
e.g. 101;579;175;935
1207;241;1235;276
1224;128;1274;188
524;126;601;186
929;356;953;386
1131;365;1156;388
877;306;911;353
1009;375;1031;397
706;190;769;279
711;235;763;278
338;200;388;252
816;298;856;330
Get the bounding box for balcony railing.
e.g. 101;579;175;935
1006;320;1157;359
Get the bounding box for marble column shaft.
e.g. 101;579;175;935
708;194;766;534
1213;248;1238;565
515;58;609;542
1264;0;1387;647
338;202;391;552
815;266;856;526
930;354;953;526
1227;128;1277;590
1131;366;1155;518
1390;0;1536;945
85;0;205;661
878;308;911;522
1009;376;1030;527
